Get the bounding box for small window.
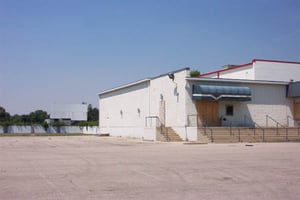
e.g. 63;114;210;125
226;105;234;116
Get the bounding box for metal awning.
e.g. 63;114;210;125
192;85;252;101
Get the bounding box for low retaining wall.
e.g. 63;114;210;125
7;126;32;134
83;126;100;134
0;125;99;134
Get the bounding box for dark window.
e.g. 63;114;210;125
226;105;234;116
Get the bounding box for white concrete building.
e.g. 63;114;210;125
98;59;300;141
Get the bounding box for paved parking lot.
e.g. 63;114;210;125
0;136;300;200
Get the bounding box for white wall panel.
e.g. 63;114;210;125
219;65;254;80
99;81;149;131
219;84;293;127
254;61;300;82
149;70;188;128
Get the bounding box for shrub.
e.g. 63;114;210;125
190;70;200;77
51;121;66;127
77;121;99;127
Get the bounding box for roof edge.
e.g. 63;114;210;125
199;58;300;78
252;59;300;64
198;62;252;77
186;77;289;85
98;78;151;96
98;67;190;96
150;67;190;80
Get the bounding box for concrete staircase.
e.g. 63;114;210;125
198;127;300;143
159;127;183;142
197;132;211;143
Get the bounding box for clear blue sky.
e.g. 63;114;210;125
1;0;300;115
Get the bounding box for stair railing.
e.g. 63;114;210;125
244;115;265;141
287;116;300;135
204;127;214;143
145;116;175;141
295;120;300;136
266;115;287;136
165;128;171;142
145;116;164;139
229;121;232;136
298;121;300;136
187;114;198;127
145;116;161;128
287;115;294;127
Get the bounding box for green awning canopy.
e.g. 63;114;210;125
192;85;252;101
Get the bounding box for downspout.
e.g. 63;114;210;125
148;80;151;118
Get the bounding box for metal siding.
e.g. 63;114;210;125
192;85;251;101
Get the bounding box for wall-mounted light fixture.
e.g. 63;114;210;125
160;94;164;101
137;108;141;118
168;73;175;81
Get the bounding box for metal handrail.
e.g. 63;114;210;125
203;126;214;142
145;116;161;127
266;115;285;128
145;116;173;141
266;115;287;136
298;121;300;136
244;115;265;141
287;115;300;128
187;114;198;127
287;115;293;127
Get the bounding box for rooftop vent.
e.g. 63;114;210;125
222;64;237;69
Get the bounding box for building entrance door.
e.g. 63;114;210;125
294;102;300;120
196;100;220;126
159;100;166;126
294;102;300;127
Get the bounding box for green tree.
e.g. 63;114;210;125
28;110;49;124
10;115;23;125
87;104;99;121
0;106;10;122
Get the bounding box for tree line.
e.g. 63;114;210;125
0;104;99;127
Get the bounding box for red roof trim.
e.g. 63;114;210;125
198;58;300;78
252;59;300;64
198;62;252;77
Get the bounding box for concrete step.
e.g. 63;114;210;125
197;127;300;143
197;132;211;143
159;127;183;142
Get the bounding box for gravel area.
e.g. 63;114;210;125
0;136;300;200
